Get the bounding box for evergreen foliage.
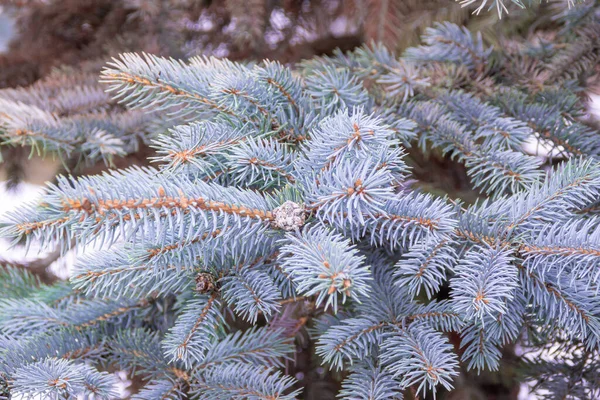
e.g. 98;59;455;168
458;0;588;18
1;3;600;398
0;64;157;165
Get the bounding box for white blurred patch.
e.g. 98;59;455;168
0;7;15;54
590;94;600;118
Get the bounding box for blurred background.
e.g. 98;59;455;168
0;0;599;398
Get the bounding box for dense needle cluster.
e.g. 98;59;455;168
0;3;599;398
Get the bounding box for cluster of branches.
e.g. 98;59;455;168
0;59;166;188
0;2;599;399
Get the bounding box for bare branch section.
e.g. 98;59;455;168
0;250;61;284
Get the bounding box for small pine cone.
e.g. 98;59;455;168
194;273;216;293
271;201;306;231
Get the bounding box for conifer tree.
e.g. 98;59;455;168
0;2;599;398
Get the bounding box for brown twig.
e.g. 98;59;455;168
0;248;61;284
